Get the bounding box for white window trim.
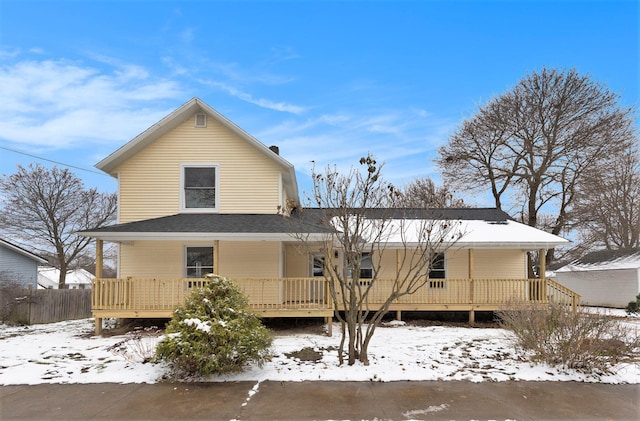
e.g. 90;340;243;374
180;163;220;213
311;253;325;277
184;244;215;278
428;252;447;288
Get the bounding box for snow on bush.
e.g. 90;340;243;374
155;275;272;379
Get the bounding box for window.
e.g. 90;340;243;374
346;252;373;280
360;253;373;279
312;255;325;277
186;246;214;278
428;252;446;288
182;165;218;211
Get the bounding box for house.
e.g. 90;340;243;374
0;238;48;289
554;249;640;308
80;97;578;334
37;267;93;290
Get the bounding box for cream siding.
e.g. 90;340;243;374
119;241;186;278
332;248;527;283
218;241;281;278
473;249;527;279
285;244;311;277
375;250;400;278
115;115;284;222
447;249;470;278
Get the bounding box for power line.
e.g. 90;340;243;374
0;145;109;176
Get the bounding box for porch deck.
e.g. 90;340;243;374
91;277;580;334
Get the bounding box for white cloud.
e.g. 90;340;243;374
0;56;184;149
254;108;456;192
200;79;307;114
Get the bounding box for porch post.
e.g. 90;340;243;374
94;239;103;335
95;239;103;278
468;249;475;326
214;240;220;274
539;248;547;302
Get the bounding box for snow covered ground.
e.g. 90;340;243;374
1;310;638;386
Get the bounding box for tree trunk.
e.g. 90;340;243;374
58;263;67;289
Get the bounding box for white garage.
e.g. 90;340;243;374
554;249;640;308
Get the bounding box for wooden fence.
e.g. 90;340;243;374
0;287;91;325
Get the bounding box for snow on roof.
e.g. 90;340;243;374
38;267;93;288
341;217;568;250
556;249;640;272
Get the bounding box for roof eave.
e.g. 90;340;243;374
0;239;48;264
79;231;328;243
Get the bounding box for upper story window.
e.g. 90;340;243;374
181;164;219;212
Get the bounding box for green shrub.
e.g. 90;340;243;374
497;301;639;373
155;275;272;379
625;293;640;315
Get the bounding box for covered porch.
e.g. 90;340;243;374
91;274;580;335
86;210;579;335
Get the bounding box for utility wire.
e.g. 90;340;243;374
0;145;108;176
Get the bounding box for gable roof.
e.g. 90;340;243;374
95;97;299;201
0;238;48;264
556;248;640;272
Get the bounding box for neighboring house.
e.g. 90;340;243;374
38;267;93;290
80;97;577;334
0;238;48;288
554;249;640;308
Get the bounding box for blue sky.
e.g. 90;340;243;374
0;0;637;203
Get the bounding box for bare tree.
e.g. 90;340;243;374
291;155;460;365
573;145;640;250
438;67;636;265
0;164;117;288
400;177;466;208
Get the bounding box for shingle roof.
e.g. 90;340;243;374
573;248;640;265
300;207;512;221
555;248;640;272
81;213;332;235
82;208;511;235
78;207;528;245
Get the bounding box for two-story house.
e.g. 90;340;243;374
82;98;578;334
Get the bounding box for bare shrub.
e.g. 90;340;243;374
497;301;640;373
0;275;34;325
107;326;163;363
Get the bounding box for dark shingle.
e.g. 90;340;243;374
82;207;511;235
573;248;640;265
